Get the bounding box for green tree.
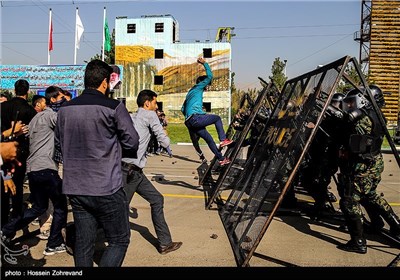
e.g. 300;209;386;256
90;29;115;64
230;71;237;94
268;57;287;91
336;64;368;94
230;72;241;118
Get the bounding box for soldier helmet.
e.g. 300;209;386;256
369;84;385;108
330;92;345;109
343;88;370;111
331;92;345;102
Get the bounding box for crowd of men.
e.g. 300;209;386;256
1;58;399;268
0;60;183;267
0;57;235;267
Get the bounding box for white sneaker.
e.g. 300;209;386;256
37;230;50;240
31;218;40;226
43;243;66;256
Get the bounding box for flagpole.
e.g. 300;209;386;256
102;7;106;61
74;7;78;65
48;8;52;65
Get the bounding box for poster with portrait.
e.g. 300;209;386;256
110;65;122;90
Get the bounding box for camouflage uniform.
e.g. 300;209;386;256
338;112;400;253
340;115;386;219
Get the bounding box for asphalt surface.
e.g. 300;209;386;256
1;144;399;275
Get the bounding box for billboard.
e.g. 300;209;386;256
1;65;86;90
0;64;123;91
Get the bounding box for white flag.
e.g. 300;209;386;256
76;12;84;49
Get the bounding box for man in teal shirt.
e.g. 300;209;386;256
181;57;232;165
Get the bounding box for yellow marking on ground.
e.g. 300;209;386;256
162;193;205;199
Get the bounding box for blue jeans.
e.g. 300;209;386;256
185;114;226;160
2;169;67;248
68;187;130;267
122;165;172;246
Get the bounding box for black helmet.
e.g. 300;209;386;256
343;88;370;111
331;92;345;102
369;84;385;108
330;92;345;109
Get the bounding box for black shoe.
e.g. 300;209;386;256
158;241;182;255
339;223;349;232
327;191;337;202
312;202;338;218
337;238;367;254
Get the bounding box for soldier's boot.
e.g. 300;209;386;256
281;187;298;209
365;216;385;234
310;188;330;219
338;238;367;254
381;210;400;240
363;203;385;233
326;191;337;203
337;219;367;254
310;199;325;219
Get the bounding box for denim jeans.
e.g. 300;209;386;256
185;114;227;160
2;169;67;248
122;165;172;246
68;187;130;267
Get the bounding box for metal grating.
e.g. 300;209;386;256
202;55;400;266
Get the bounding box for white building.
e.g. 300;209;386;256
114;14;232;124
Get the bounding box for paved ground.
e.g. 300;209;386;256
1;144;399;274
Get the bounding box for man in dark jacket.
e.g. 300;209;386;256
55;60;140;267
1;79;36;226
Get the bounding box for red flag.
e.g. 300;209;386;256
49;20;53;51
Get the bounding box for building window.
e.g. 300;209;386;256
155;49;164;59
127;24;136;33
203;48;212;58
154;75;164;85
203;102;211;112
155;23;164;33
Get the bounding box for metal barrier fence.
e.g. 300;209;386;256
199;55;400;266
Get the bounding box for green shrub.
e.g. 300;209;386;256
167;123;227;144
167;123;397;150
